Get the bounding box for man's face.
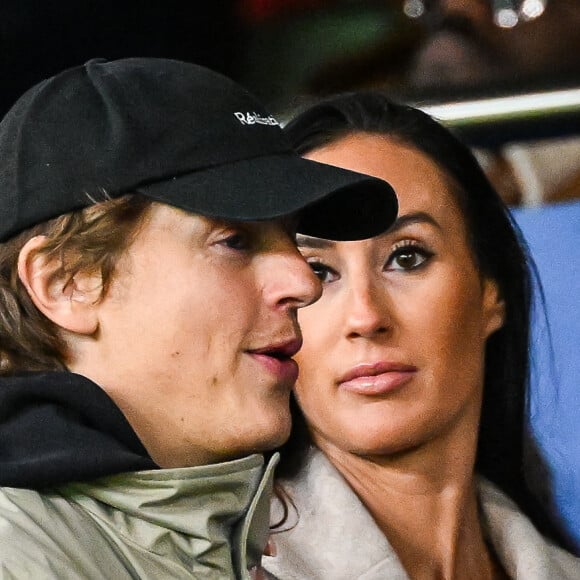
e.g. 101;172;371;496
406;0;580;92
68;202;321;467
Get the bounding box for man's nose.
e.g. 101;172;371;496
265;247;322;311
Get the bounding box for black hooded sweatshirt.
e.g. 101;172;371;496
0;371;157;488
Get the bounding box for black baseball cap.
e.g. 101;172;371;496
0;58;397;243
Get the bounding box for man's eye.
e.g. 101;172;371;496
308;261;339;283
221;233;250;251
386;246;433;271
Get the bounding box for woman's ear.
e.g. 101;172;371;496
482;277;506;339
17;236;102;335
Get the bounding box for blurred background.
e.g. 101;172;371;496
236;0;580;207
2;0;579;551
3;1;580;206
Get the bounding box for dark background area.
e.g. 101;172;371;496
3;1;580;120
0;1;240;116
2;0;580;206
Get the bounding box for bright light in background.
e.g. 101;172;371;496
403;0;425;19
521;0;547;21
404;0;548;26
495;8;519;27
492;0;548;27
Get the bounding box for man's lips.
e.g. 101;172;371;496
250;338;303;358
338;361;417;396
247;338;303;385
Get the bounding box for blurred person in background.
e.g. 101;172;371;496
402;0;580;206
403;0;580;95
236;0;580;206
235;0;580;104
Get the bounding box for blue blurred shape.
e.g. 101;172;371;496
513;200;580;552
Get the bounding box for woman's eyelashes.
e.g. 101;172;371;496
307;260;339;284
385;241;434;272
305;241;434;283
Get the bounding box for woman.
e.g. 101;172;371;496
264;93;580;579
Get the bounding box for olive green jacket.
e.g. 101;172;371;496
0;453;277;579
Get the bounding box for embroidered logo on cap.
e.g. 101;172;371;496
234;112;280;126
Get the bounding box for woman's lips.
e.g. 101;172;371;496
338;362;417;396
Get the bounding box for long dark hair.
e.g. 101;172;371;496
276;91;569;547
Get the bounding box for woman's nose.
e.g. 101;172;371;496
344;281;391;339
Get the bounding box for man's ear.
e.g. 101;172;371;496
482;277;506;339
17;236;102;335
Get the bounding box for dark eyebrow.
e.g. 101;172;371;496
296;234;335;249
387;212;442;234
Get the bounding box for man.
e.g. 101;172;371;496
0;57;397;578
404;0;580;205
405;0;580;95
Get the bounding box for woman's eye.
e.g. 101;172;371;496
308;261;339;284
386;246;432;271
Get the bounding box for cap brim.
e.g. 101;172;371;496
139;153;397;241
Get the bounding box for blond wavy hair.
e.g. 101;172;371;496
0;194;153;375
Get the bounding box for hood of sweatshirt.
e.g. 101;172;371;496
0;371;157;488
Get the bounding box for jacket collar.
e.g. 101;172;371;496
58;452;278;579
265;448;409;579
478;479;579;579
264;448;579;580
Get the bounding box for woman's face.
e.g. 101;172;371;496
296;133;504;458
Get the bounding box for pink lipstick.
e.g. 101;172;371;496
338;361;417;396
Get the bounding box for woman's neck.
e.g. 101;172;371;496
315;425;506;580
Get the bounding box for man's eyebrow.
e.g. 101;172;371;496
296;234;335;249
387;212;442;234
